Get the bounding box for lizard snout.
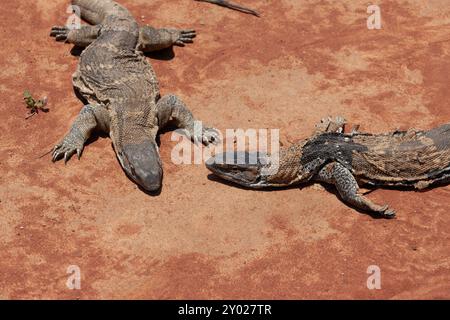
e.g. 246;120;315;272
119;141;163;192
206;152;266;187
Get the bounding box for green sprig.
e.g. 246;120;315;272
23;90;49;119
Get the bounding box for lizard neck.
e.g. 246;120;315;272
262;141;310;187
108;103;158;148
108;108;162;192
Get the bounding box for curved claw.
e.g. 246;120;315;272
181;30;196;38
52;141;83;164
382;208;396;219
56;34;68;42
52;151;59;162
50;26;69;42
50;26;68;35
52;144;62;162
174;40;186;47
174;29;196;46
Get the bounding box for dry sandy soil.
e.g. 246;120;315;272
1;0;450;299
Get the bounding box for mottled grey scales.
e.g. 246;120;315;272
206;117;450;218
51;0;219;192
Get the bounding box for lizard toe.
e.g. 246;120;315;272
63;150;77;164
52;140;83;163
383;208;396;219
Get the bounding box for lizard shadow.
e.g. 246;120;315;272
70;46;85;56
207;174;447;219
70;46;176;61
206;174;308;192
144;48;175;61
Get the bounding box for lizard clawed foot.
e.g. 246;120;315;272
52;139;83;164
173;29;196;47
189;127;220;146
382;208;396;219
377;205;396;219
50;26;70;42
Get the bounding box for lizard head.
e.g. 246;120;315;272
206;152;271;188
115;140;163;192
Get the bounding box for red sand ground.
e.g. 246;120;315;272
1;0;450;299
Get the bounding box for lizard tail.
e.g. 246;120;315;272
71;0;132;25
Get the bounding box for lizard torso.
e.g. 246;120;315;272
72;5;160;148
298;124;450;187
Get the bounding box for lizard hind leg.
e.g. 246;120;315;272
315;162;396;218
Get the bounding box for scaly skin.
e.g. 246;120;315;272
51;0;219;192
206;117;450;218
194;0;260;17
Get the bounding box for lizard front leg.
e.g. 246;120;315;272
156;94;219;145
52;105;109;163
137;26;196;52
50;25;102;47
315;162;396;218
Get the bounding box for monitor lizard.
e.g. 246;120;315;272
50;0;219;192
206;117;450;218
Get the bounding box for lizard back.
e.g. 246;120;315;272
72;0;160;110
350;123;450;186
301;123;450;187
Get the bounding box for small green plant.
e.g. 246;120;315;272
23;90;49;119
